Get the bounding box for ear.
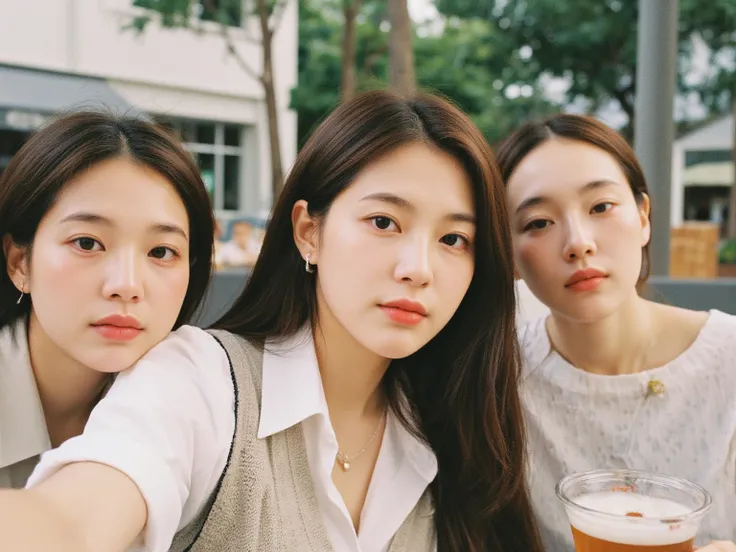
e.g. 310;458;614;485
3;235;29;293
638;193;651;247
291;200;321;266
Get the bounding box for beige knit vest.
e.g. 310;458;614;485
168;330;437;552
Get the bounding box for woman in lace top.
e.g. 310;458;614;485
497;113;736;552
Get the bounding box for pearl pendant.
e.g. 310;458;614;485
341;459;351;471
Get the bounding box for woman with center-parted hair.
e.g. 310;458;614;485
498;114;736;552
0;90;543;552
0;111;214;489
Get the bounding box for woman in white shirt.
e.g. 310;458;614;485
497;113;736;552
0;111;214;488
0;90;544;552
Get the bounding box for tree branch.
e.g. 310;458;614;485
267;0;290;35
221;24;263;84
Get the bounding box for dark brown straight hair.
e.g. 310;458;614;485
0;110;215;330
495;113;652;285
214;90;543;552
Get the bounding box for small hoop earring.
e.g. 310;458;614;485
305;253;315;273
16;291;24;305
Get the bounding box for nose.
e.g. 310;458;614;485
393;234;433;287
102;249;144;302
562;216;597;262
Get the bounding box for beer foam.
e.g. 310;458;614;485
566;491;699;546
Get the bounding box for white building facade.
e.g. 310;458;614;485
672;114;734;231
0;0;298;219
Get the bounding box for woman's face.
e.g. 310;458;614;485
302;142;477;359
505;138;650;322
7;156;191;373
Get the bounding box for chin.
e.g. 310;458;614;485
82;352;142;374
553;298;621;324
364;333;427;360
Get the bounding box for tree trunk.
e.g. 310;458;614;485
728;95;736;238
257;0;284;198
388;0;415;96
341;0;361;102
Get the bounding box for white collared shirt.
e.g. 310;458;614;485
28;325;438;552
0;319;51;488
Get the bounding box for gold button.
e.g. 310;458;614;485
646;379;665;398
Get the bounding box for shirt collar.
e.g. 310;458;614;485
0;318;51;469
385;410;438;484
257;325;328;439
257;325;438;482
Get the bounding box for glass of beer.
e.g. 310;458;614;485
556;469;712;552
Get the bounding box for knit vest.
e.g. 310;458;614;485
168;330;437;552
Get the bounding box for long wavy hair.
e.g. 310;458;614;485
214;90;543;552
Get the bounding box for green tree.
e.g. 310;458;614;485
129;0;291;196
389;0;416;94
292;0;557;148
291;0;390;147
434;0;736;138
414;17;557;145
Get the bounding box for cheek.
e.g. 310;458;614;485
436;253;473;306
516;238;551;281
319;218;383;280
146;265;190;324
30;244;90;301
604;210;646;260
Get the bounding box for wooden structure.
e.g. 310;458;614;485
669;223;720;278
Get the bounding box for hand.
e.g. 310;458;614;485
696;542;736;552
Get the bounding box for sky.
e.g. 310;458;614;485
407;0;438;22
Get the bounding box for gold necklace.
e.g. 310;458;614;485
335;408;387;471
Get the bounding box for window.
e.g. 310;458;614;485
156;117;247;213
685;149;732;167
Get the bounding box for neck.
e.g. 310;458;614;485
312;310;388;421
547;293;657;375
27;314;110;446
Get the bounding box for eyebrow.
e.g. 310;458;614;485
361;192;476;224
59;212;189;240
514;179;620;215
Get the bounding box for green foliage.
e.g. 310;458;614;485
719;239;736;264
433;0;736;132
291;0;558;148
130;0;196;30
130;0;281;31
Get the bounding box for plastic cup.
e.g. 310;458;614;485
556;469;712;552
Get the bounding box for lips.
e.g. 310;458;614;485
379;299;428;326
380;299;428;315
90;314;144;342
91;314;143;329
565;268;608;287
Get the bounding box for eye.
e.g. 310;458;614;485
440;233;469;249
72;237;103;252
370;216;398;231
149;246;179;261
591;202;614;214
523;219;550;232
